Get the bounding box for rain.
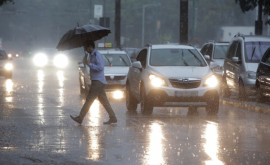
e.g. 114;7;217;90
0;0;270;164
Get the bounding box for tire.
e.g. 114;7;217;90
5;72;12;79
140;84;153;115
239;79;247;101
206;94;219;115
221;75;230;98
126;82;138;112
257;84;267;103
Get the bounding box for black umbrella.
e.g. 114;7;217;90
56;24;111;51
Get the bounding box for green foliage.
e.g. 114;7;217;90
0;0;14;6
235;0;270;24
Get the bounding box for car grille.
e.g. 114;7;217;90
169;78;201;89
105;76;126;81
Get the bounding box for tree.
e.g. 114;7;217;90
235;0;270;35
0;0;14;6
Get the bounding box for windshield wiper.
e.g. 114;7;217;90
188;50;203;66
251;46;256;61
119;56;128;66
181;50;189;66
104;55;112;66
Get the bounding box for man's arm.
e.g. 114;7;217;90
88;53;104;71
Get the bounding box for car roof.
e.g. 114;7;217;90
98;50;127;55
151;44;195;49
235;35;270;42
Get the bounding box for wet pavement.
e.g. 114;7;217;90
0;57;270;165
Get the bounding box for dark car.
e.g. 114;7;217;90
0;49;13;79
256;47;270;102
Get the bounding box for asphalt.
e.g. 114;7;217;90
0;57;270;165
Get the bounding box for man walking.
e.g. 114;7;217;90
70;40;117;125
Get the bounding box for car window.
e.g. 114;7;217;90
102;54;131;66
136;49;147;68
0;50;8;59
245;42;270;63
205;44;213;57
200;44;209;55
226;41;238;60
262;48;270;64
213;45;228;59
235;42;242;61
150;49;207;66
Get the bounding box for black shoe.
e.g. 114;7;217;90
103;118;117;124
70;115;82;125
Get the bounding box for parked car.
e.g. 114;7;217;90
256;47;270;102
126;44;220;115
79;49;131;99
222;34;270;100
32;48;68;68
200;41;229;79
0;49;13;79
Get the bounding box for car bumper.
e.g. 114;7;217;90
147;86;219;107
242;78;256;95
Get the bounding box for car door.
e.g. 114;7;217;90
200;44;209;55
130;49;147;98
232;41;243;89
205;44;214;61
224;40;238;89
259;51;270;93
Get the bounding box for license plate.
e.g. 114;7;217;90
107;80;120;84
175;91;198;97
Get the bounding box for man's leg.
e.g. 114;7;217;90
98;87;116;120
79;81;103;121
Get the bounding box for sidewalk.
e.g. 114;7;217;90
220;96;270;115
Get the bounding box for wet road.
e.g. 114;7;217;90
0;57;270;165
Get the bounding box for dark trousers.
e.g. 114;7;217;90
79;80;116;120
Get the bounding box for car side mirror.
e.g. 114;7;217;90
232;57;239;63
204;55;210;61
132;61;142;69
209;61;218;69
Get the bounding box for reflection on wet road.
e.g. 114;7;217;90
0;58;270;164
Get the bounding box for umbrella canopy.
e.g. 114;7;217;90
56;25;111;51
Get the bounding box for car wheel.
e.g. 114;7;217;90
206;94;219;115
239;79;247;101
140;84;153;115
257;84;267;103
221;75;230;98
126;82;138;112
5;72;12;79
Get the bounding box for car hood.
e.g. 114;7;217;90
149;66;212;79
104;66;129;75
246;63;259;72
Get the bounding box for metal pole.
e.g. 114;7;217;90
142;6;145;47
115;0;121;48
255;0;263;35
180;0;189;44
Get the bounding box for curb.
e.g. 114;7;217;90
220;98;270;115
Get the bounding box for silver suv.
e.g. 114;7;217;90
222;34;270;100
126;44;220;115
200;41;229;80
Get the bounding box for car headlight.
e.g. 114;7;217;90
149;74;167;87
16;54;19;57
33;53;48;67
246;71;256;79
113;90;124;99
203;75;218;87
5;63;13;70
8;54;12;58
53;54;68;68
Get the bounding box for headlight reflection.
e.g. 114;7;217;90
5;79;13;94
113;90;124;99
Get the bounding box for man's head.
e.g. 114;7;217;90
84;40;95;53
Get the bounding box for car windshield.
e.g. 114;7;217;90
102;54;130;66
245;42;270;63
150;49;207;66
0;50;8;59
213;45;228;59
